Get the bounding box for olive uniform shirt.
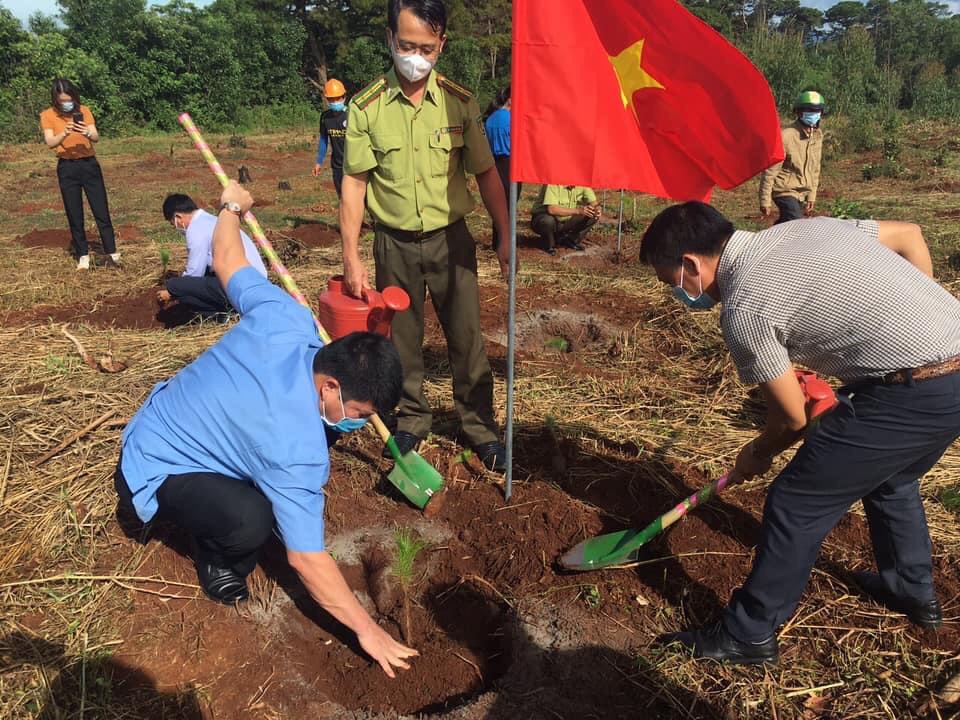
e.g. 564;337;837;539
343;68;495;233
532;185;598;216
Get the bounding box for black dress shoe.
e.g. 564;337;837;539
382;430;422;459
545;247;557;256
659;621;778;665
473;441;508;473
194;551;249;605
851;571;942;629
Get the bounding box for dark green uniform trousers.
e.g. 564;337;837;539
531;212;597;250
373;218;498;445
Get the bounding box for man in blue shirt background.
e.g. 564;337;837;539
157;193;268;319
484;85;518;251
116;181;417;678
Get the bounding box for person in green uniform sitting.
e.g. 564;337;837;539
339;0;512;473
531;184;601;255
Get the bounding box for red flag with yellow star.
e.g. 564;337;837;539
511;0;784;200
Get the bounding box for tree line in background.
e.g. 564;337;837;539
0;0;958;143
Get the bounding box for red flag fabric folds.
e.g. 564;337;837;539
511;0;784;201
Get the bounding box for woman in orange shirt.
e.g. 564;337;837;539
39;78;120;270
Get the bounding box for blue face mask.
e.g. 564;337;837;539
328;101;346;112
60;101;75;113
800;111;821;127
322;386;368;433
672;265;718;310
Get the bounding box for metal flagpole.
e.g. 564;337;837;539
505;181;518;502
616;189;625;254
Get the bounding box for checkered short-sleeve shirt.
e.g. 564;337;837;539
717;218;960;384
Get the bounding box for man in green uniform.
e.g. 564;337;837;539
340;0;511;472
531;184;601;255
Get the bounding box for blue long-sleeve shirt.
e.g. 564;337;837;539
183;210;267;278
485;108;512;157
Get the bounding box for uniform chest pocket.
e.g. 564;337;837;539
371;133;405;181
429;131;464;177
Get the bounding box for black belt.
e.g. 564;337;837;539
375;217;464;241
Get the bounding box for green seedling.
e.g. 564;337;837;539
545;336;570;352
392;526;428;644
159;247;171;274
940;486;960;513
45;354;76;374
580;584;601;610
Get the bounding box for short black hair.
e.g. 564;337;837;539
388;0;447;36
162;193;198;221
313;332;403;413
639;201;735;268
51;78;80;112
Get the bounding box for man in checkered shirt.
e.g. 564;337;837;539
640;201;960;665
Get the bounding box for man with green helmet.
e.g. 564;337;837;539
759;90;824;224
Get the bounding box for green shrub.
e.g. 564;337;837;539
862;159;903;180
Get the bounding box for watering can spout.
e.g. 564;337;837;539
318;276;410;340
367;286;411;336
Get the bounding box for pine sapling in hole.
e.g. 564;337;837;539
159;247;171;277
392;526;428;645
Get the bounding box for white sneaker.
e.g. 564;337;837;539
76;255;90;270
110;252;121;263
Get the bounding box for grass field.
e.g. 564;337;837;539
0;118;959;719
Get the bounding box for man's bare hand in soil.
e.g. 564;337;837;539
357;624;419;679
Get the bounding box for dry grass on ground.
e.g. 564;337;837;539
1;122;959;719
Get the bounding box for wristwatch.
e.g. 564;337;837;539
219;201;243;216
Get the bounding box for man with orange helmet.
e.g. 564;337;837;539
313;78;349;197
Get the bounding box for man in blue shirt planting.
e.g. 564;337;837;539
115;180;417;677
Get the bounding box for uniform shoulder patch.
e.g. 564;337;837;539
436;74;473;103
352;77;387;109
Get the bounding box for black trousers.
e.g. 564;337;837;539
724;372;960;642
166;275;231;316
773;195;804;225
491;155;520;251
115;462;274;577
56;157;116;258
531;212;597;250
332;166;344;198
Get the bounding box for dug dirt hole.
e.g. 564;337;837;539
315;544;511;715
511;309;618;354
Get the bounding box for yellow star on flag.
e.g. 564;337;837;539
609;38;664;120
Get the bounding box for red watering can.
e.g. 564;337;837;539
794;369;838;420
318;276;410;339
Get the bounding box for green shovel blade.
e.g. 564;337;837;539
559;523;662;571
560;474;728;571
384;437;444;509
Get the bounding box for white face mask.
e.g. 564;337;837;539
390;35;437;83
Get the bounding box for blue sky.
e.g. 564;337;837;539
4;0;954;26
4;0;213;24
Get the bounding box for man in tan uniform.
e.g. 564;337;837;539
340;0;511;472
531;184;601;255
759;90;824;225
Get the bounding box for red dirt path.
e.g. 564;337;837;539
16;225;144;249
3;287;197;329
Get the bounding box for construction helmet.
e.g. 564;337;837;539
324;78;346;99
794;90;825;111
